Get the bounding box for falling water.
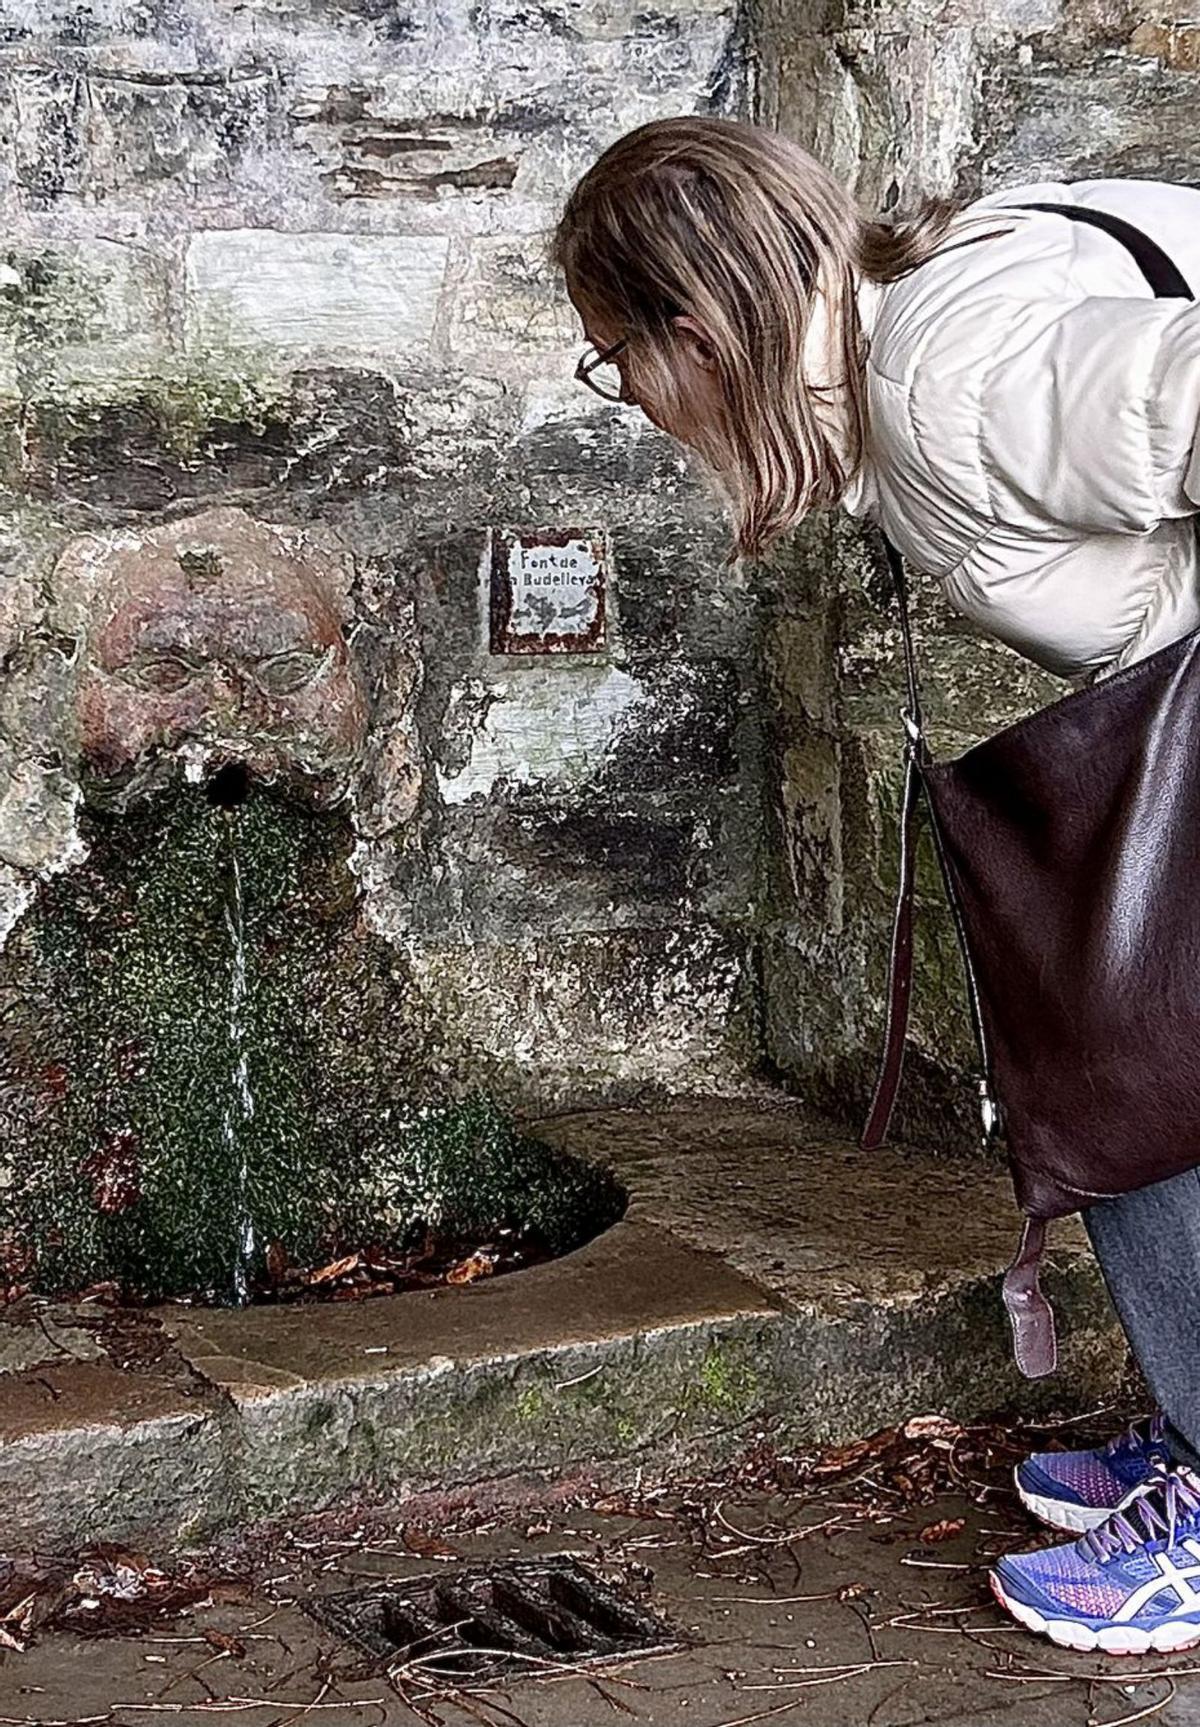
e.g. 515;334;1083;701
217;797;256;1304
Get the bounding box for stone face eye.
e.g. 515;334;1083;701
253;649;329;697
121;655;198;694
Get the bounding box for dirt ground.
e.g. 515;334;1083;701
3;1401;1195;1727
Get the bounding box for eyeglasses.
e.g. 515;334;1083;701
574;336;629;402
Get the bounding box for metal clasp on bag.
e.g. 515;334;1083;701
901;706;922;748
979;1077;1002;1146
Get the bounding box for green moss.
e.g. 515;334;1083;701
0;782;625;1304
0;248;107;362
0;244;290;452
177;1509;232;1547
611;1410;639;1447
150;362;290;458
514;1385;550;1425
27;358;292;461
695;1342;761;1416
393;1093;623;1260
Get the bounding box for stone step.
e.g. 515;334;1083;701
535;1098;1124;1434
0;1098;1124;1551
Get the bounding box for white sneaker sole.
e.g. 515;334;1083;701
990;1569;1200;1656
1014;1467;1144;1534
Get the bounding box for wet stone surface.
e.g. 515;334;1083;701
6;1400;1197;1727
0;501;624;1304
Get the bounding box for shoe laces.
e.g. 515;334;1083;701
1083;1465;1200;1563
1104;1410;1165;1460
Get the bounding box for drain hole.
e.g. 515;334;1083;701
206;763;251;808
490;1574;588;1653
548;1566;656;1640
306;1556;681;1679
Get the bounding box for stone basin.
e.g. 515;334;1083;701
0;1095;1124;1553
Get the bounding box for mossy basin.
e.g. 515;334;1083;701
0;778;626;1305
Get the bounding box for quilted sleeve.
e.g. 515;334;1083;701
976;295;1200;534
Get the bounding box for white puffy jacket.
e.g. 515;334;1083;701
844;179;1200;680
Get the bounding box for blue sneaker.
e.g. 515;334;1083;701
1016;1413;1170;1533
993;1467;1200;1654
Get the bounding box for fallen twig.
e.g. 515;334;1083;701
109;1701;386;1716
743;1659;917;1693
1091;1682;1177;1727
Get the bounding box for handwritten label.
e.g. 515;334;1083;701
491;531;606;654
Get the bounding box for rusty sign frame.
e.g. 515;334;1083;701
489;527;608;655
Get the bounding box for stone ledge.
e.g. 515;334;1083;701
537;1099;1124;1435
165;1221;781;1523
0;1362;225;1551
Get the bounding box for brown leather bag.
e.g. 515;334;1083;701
861;203;1197;1379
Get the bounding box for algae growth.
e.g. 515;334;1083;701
0;780;624;1303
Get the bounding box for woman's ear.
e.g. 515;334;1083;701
670;313;718;371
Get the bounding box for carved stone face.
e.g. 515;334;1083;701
72;507;369;803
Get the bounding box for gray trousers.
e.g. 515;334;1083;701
1083;1167;1200;1471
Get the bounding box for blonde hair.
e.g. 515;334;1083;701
552;115;1000;562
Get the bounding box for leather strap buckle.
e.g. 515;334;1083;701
1002;1218;1058;1379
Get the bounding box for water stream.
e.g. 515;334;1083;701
218;800;257;1304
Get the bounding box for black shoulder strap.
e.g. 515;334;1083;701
1020;202;1193;299
863;203;1195;1152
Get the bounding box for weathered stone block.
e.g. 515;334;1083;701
505;405;692;492
374;928;756;1107
185;230;450;354
21;366;412;512
841;0;1059;27
0;1363;227;1550
0;0;161;42
0;756;82;875
0;238;173;394
978;44;1200;186
436;665;645;805
778;728;843;934
606;516;754;658
381;796;705;936
763;610;841;735
294;98;523;206
450;235;576;361
496;800;698;902
5;63;281;206
593;659;743;793
762;23;981;205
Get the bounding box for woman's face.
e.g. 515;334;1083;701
569;286;724;449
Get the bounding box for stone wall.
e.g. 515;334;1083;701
754;0;1200;1141
0;0;764;1114
6;0;1192;1140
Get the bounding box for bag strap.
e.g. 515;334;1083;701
1020;202;1194;298
859;534;927;1151
859;203;1194;1377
